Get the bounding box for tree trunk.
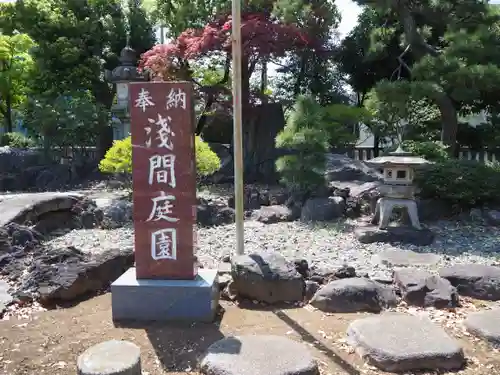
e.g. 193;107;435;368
396;0;458;155
5;94;13;133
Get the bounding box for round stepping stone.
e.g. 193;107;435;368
77;340;141;375
464;309;500;344
347;314;464;372
200;335;319;375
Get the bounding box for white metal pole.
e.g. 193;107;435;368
231;0;245;256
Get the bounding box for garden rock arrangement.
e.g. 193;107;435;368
0;192;134;312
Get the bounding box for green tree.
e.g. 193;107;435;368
0;32;34;132
353;0;500;154
11;0;155;156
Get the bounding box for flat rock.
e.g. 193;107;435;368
355;226;435;246
0;280;13;314
200;335;319;375
393;268;459;308
0;192;84;226
439;264;500;300
374;249;441;267
464;309;500;344
231;252;304;303
347;314;465;372
309;277;398;313
77;340;141;375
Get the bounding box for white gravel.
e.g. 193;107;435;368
45;218;500;278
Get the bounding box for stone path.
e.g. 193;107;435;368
200;335;319;375
465;309;500;345
347;314;465;372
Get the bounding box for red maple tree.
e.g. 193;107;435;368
140;12;312;87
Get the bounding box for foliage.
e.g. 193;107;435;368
0;32;35;132
364;80;441;144
22;91;109;151
99;135;221;178
351;0;500;150
401;141;449;162
99;136;133;175
275;95;360;189
141;12;310;82
415;160;500;208
195;136;221;176
0;131;35;148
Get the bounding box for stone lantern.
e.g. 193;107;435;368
105;46;148;139
365;145;432;230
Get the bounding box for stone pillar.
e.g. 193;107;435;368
77;340;141;375
129;82;197;280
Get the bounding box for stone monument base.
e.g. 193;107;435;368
111;267;219;323
354;225;435;246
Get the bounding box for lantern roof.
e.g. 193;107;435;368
107;46;147;83
365;145;432;167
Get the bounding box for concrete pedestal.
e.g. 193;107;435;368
111;267;219;322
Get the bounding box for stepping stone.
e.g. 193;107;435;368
374;249;441;267
464;309;500;344
77;340;141;375
200;335;319;375
347;314;465;372
439;264;500;300
310;277;398;313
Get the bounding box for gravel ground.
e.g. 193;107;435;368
45;218;500;279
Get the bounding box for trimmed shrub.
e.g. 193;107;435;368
0;132;35;148
98;135;220;178
415;159;500;208
401;140;449;162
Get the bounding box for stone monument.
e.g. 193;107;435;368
111;81;219;322
354;145;435;246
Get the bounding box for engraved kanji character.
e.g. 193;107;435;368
146;191;179;222
134;88;155;112
148;154;176;187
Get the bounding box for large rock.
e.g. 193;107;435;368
464;309;500;344
347;314;465;372
200;335;319;375
0;192;85;226
0;225;134;304
439;264;500;300
355;226;435;246
231;253;305;303
309;277;398;313
300;197;345;222
393;268;459;308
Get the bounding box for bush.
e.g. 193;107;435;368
401;140;449;162
383;140;449;162
0;132;35;148
275;96;330;189
98;135;220;178
275;96;365;190
415;159;500;208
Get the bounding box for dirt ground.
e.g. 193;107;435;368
0;295;499;375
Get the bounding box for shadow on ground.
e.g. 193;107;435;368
273;309;361;375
